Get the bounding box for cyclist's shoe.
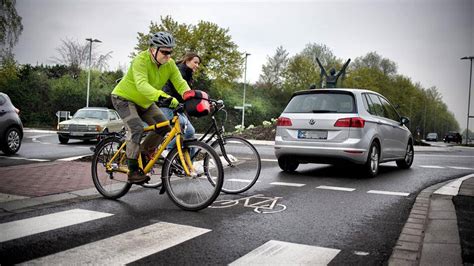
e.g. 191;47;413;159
128;170;150;184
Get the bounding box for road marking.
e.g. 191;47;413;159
230;240;340;265
261;158;278;162
447;166;474;170
434;174;474;196
56;154;92;161
418;165;445;169
227;178;259;183
0;156;49;162
26;222;210;265
316;185;356;192
0;209;113;243
367;190;410;196
270;182;305;187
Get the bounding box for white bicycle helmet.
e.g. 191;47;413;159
149;32;176;48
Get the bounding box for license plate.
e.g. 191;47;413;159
298;130;328;140
70;132;84;136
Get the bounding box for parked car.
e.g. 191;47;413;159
274;88;414;177
425;132;438;141
443;131;462;144
0;93;23;155
57;107;124;144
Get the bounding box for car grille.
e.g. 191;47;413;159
69;125;88;132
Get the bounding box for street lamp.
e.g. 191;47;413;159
85;38;102;107
461;56;473;145
241;53;251;129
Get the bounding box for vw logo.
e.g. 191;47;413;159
309;119;315;125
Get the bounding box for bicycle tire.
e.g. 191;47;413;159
91;137;131;199
210;136;261;194
162;140;224;211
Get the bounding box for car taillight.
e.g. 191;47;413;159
276;117;292;126
334;117;365;128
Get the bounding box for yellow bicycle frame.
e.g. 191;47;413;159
105;115;194;176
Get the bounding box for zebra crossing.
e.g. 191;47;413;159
1;208;346;265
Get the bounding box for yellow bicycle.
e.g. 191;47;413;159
91;104;224;211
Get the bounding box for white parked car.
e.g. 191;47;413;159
274;88;414;177
57;107;124;144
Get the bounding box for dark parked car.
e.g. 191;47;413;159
443;132;462;144
0;93;23;155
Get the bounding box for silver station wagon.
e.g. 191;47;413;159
274;88;414;177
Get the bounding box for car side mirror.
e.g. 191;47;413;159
400;116;410;126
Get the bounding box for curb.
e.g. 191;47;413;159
388;174;474;265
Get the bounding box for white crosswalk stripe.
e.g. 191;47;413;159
230;240;340;265
24;222;211;265
0;209;113;243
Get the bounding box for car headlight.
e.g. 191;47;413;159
88;125;102;132
59;124;69;130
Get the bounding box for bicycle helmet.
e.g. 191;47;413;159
149;32;176;48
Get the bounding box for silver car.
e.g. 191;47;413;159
57;107;124;144
274;88;414;177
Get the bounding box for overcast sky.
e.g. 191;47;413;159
13;0;474;131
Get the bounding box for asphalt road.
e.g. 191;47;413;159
1;135;473;264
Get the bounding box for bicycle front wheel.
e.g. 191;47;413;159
211;136;261;194
162;140;223;211
91;137;131;199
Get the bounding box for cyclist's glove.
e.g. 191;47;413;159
160;97;179;109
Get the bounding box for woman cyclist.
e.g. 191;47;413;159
159;52;201;149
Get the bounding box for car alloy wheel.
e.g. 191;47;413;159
2;127;21;155
365;142;379;177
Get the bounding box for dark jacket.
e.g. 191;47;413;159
161;63;194;103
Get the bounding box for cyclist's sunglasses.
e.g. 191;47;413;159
159;49;173;55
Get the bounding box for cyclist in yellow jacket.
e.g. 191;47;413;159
111;32;191;183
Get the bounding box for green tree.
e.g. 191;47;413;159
257;46;289;89
351;51;397;76
133;16;242;88
283;54;319;93
0;0;23;63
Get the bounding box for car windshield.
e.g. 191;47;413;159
427;133;437;137
283;92;355;113
73;109;108;120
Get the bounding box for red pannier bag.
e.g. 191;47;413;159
184;90;210;117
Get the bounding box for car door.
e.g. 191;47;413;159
108;111;122;132
377;95;408;158
365;93;397;159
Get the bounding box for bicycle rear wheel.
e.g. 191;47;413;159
162;140;223;211
211;136;261;194
91;137;131;199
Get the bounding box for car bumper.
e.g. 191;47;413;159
274;137;369;164
57;131;100;140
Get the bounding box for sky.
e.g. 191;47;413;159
13;0;474;131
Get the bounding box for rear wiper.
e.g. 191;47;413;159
312;110;335;113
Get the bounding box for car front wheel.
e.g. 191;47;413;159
278;157;299;172
364;142;380;178
396;142;414;169
1;127;22;155
58;134;69;144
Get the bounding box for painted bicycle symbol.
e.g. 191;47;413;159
209;194;287;214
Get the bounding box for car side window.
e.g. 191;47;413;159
362;93;374;115
367;94;384;117
109;111;116;120
378;96;400;122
